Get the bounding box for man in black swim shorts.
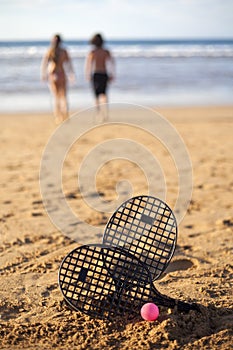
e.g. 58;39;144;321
85;33;115;122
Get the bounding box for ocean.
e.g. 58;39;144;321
0;39;233;112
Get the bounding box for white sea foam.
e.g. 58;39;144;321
1;41;233;58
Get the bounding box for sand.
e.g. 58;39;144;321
0;106;233;349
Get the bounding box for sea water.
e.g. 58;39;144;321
0;39;233;112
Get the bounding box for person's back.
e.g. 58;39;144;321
47;47;69;75
91;47;111;74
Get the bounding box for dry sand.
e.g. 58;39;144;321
0;106;232;349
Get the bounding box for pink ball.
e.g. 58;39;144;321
140;303;159;321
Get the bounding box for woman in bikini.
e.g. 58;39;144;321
85;33;115;122
41;34;75;123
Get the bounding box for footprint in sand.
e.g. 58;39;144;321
41;284;57;298
32;200;43;205
31;212;43;217
158;259;194;280
3;200;12;205
165;259;194;273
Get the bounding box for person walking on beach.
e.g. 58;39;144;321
41;34;75;124
85;33;115;122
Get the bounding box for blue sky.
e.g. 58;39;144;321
1;0;233;40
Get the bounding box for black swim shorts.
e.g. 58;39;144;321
92;72;108;97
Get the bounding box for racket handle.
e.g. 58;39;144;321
176;300;200;312
153;292;199;312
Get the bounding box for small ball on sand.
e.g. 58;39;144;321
141;303;159;321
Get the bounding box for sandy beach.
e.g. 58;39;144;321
0;106;233;349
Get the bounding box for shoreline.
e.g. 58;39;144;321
1;103;233;114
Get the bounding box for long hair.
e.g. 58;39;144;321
49;34;62;64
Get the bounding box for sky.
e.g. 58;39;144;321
1;0;233;40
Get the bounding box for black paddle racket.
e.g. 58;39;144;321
58;244;198;321
103;196;177;281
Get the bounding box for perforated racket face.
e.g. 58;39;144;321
58;244;152;320
103;196;177;280
59;244;195;320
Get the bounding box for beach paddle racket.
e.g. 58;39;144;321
58;244;198;320
103;196;177;281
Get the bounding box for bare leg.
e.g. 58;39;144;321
58;78;69;122
50;78;68;124
53;95;60;124
49;81;61;123
99;94;108;122
94;96;101;124
59;90;68;121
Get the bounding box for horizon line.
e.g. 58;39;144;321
0;36;233;42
